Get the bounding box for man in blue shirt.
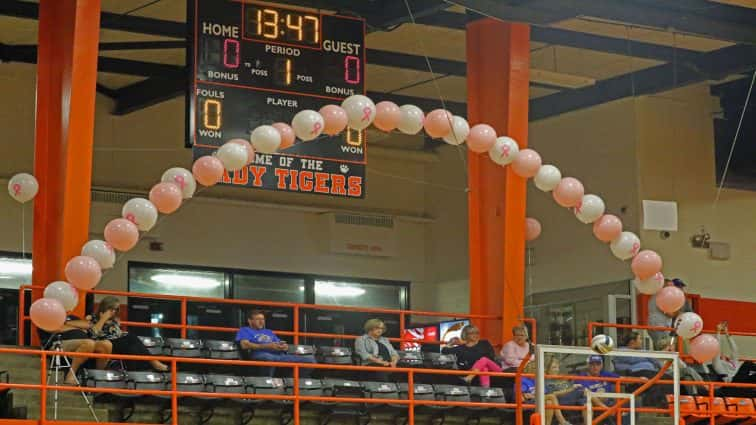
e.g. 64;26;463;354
580;356;620;411
236;310;316;376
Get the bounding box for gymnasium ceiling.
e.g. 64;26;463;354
1;0;755;126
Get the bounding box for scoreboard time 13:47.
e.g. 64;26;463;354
188;0;367;198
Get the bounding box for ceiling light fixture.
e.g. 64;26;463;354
314;281;366;297
150;273;222;289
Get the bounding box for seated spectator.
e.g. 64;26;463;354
500;324;533;370
648;279;690;350
545;357;581;425
43;315;112;385
713;322;740;383
442;325;499;387
613;332;661;377
236;309;315;377
518;361;566;425
354;318;398;382
579;356;620;413
89;296;168;372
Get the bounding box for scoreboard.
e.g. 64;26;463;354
188;1;367;197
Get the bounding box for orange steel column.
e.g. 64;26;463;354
466;19;530;346
32;0;101;325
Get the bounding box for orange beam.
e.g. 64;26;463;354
466;19;530;346
32;0;101;327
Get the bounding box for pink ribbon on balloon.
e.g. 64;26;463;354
173;175;186;190
653;272;663;282
361;107;372;122
105;243;114;254
500;145;511;158
574;201;583;214
125;213;136;224
691;320;702;333
311;122;322;135
631;242;640;256
12;183;21;196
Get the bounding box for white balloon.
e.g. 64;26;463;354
161;168;196;199
633;272;664;295
291;110;325;142
397;104;425;135
674;312;704;340
8;173;39;203
610;231;641;261
122;198;158;232
341;95;375;130
81;240;115;270
44;281;79;312
534;164;561;191
251;125;282;154
442;116;469;145
489;136;520;166
216;142;248;171
574;194;606;224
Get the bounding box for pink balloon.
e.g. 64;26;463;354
631;250;663;280
30;298;66;332
373;101;401;132
525;217;542;241
192;155;225;187
227;138;255;164
319;105;348;136
104;218;139;252
272;122;296;149
511;149;542;178
593;214;623;243
149;182;182;214
64;256;102;290
466;124;497;153
553;177;585;208
689;334;720;363
424;109;453;139
655;286;686;314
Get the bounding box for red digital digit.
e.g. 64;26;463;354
344;55;360;84
223;39;240;68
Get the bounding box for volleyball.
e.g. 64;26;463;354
591;334;615;354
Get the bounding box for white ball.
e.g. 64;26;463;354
216;142;248;171
161;168;196;199
674;312;704;340
633;272;664;295
251;125;282;154
122;198;158;232
292;110;325;142
591;334;615;354
610;231;641;261
8;173;39;203
81;240;115;270
442;116;470;145
489;136;520;166
397;104;425;135
534;164;561;192
575;194;606;224
44;281;79;312
341;95;375;131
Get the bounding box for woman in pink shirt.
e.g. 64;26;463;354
500;325;533;370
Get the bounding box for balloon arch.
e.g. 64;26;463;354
8;94;716;362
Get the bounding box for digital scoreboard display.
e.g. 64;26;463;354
188;1;367;197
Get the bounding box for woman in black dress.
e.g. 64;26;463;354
90;296;168;371
442;325;500;387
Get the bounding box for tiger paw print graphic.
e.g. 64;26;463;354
340;164;350;174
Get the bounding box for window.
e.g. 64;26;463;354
233;273;305;303
314;280;407;310
129;264;225;299
0;255;32;290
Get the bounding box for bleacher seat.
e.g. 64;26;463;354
199;374;249;425
466;386;512;425
164;338;204;358
696;396;738;425
725;397;756;425
287;344;315;356
82;369;128;407
158;372;205;423
319;379;365;425
396;351;423;368
244;376;289;407
396;383;450;425
422;353;457;370
668;394;709;424
137;336;164;356
316;346;353;365
203;340;239;360
363;381;404;423
125;371;166;398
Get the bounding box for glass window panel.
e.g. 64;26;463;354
233;273;305;303
129;265;225;299
0;256;32;290
313;280;407;310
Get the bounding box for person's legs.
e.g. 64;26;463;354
278;354;317;378
112;334;168;371
465;357;502;387
544;394;558;425
94;340;112;370
61;339;95;384
250;351;278;376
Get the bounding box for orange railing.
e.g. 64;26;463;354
18;285;501;347
1;347;755;425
